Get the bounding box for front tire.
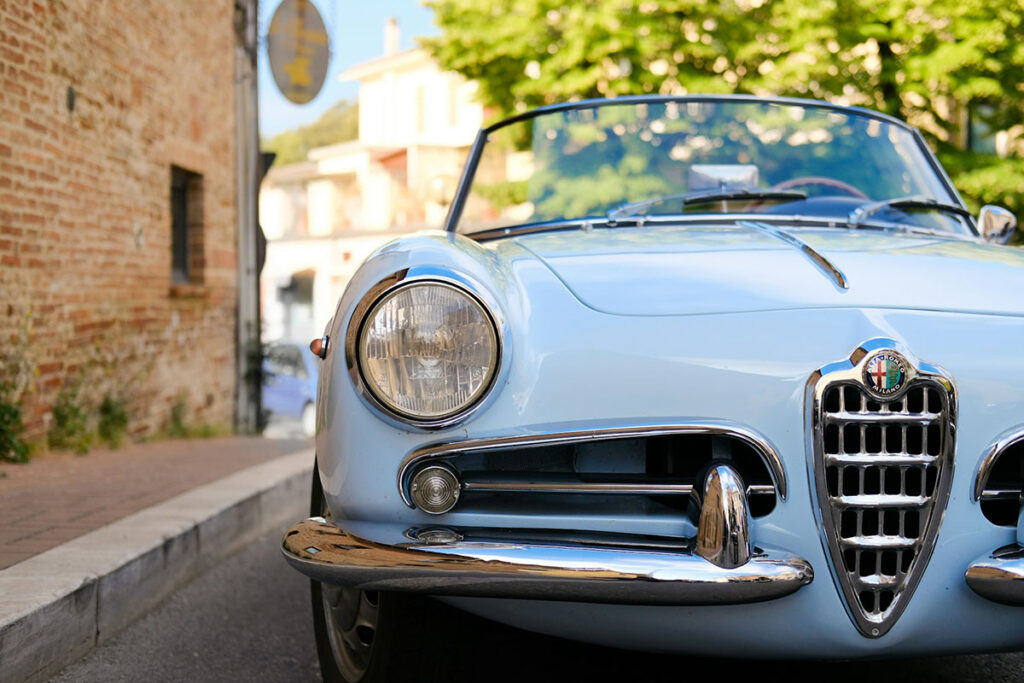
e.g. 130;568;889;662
309;464;462;682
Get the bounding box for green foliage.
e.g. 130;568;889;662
49;386;92;455
98;395;129;449
0;385;28;463
168;394;188;438
426;0;1023;231
166;394;228;439
423;0;1023;141
262;100;359;165
942;152;1024;245
0;305;36;463
474;180;529;211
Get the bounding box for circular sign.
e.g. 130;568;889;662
267;0;330;105
863;352;908;397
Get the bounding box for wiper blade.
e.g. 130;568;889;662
848;195;971;229
607;189;807;223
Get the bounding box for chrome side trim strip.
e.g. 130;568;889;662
459;474;775;499
282;517;813;606
740;221;848;290
966;545;1024;606
973;428;1024;502
980;488;1024;503
397;421;788;507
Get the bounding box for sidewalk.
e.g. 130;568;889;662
0;434;315;683
0;435;309;570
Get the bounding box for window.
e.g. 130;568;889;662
170;166;204;285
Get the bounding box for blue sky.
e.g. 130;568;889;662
258;1;438;136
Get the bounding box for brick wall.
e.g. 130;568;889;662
0;0;240;441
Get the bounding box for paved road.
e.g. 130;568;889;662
50;526;1024;682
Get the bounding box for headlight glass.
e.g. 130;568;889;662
358;282;498;420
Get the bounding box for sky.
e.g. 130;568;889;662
258;0;438;136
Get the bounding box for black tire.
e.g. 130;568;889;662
309;464;465;683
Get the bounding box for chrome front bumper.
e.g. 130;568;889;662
966;545;1024;606
281;517;814;605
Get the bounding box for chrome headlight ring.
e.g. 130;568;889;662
344;267;505;430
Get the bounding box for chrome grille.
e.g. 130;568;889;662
398;423;786;519
810;343;955;638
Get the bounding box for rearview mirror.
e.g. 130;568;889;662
978;205;1016;244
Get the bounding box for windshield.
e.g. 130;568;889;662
453;99;967;236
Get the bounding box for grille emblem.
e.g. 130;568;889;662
808;340;956;638
864;352;908;397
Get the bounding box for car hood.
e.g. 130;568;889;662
513;225;1024;316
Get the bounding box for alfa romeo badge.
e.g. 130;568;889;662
864;351;908;397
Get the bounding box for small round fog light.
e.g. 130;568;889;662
409;465;461;515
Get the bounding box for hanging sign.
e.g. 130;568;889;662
267;0;330;104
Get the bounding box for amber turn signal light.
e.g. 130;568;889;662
309;335;330;359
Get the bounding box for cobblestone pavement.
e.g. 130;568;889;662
0;434;309;570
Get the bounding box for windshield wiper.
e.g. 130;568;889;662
848;195;971;229
607;189;808;223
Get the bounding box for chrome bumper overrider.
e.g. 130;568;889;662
966;545;1024;606
281;518;813;605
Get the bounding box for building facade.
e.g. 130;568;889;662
0;0;250;442
259;19;484;343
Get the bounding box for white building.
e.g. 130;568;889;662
259;18;485;343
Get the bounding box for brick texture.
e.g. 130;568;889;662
0;436;309;569
0;0;240;440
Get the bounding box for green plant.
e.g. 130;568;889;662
98;395;129;448
168;394;188;438
425;0;1024;140
0;306;36;462
475;180;529;212
940;151;1024;245
49;386;93;455
166;393;230;439
0;385;28;463
262;100;359;165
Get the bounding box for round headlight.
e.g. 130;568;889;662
357;281;499;422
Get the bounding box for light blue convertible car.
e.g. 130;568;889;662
282;95;1022;681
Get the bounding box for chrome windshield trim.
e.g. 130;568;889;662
397;421;787;507
740;221;848;290
465;213;977;242
973;428;1024;502
481;94;919;135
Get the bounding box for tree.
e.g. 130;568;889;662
262;99;359;165
423;0;1023;239
425;0;1022;140
759;0;1024;147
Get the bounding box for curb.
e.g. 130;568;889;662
0;448;315;683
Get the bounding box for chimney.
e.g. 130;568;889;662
385;17;400;56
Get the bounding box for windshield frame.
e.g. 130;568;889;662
443;94;975;239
